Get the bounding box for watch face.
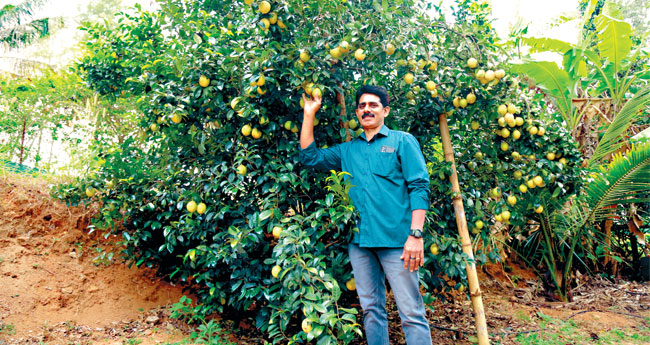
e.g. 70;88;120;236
411;229;423;238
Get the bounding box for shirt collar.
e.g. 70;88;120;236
359;125;391;141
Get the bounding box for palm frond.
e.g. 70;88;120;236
589;83;650;165
585;142;650;222
520;37;572;54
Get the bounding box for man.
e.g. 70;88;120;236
299;85;432;345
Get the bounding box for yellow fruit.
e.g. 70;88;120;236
339;40;350;52
313;118;319;126
429;61;438;70
497;104;508;115
546;152;555;161
501;128;510;138
528;126;538;135
504;113;515;124
259;0;271;14
519;184;528;193
512;129;521;140
507;103;516;114
533;176;544;187
495;69;506;79
171;114;182;123
345;278;356;291
237;164;247;175
284;120;292;130
404;73;414;84
259;115;268;125
260;18;270;30
512;151;521;160
453;97;460;108
348;119;358;129
85;188;95;198
269;12;278;24
291;124;299;133
537;127;546;136
425;80;436;91
526;179;536;189
272;226;282;239
475;69;485;79
186;201;197;213
197;202;207;214
241;124;252;136
299;98;305;108
256;74;266;86
385;43;395;55
467;57;478;68
535;205;544;214
299;51;310;62
430;243;439;255
150;123;158;132
515;117;524;126
501;210;511;221
330;47;342;58
507;195;517;206
475;220;484;229
312;87;322;98
301;319;312;334
252;128;262;139
244;0;253;5
500;142;509;151
514;170;523;179
466;93;476;104
199;75;210;87
498;117;506;127
471;121;479;130
484;70;495;81
559;158;567;165
303;82;314;95
271;265;282;278
459;98;468;108
257;86;266;95
495;214;503;222
230;98;239;109
354;48;366;61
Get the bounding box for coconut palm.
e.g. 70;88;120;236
0;0;52;48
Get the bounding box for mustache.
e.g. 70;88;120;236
361;113;374;119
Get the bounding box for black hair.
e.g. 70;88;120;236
355;85;390;108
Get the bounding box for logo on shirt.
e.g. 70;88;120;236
380;145;395;153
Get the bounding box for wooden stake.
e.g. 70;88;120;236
438;113;490;345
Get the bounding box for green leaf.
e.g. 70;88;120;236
595;15;632;73
511;61;573;123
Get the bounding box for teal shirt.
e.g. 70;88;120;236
300;125;430;248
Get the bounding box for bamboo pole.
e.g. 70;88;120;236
438;113;490;345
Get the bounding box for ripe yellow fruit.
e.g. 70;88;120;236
495;213;503;222
466;93;476;104
284;120;293;130
272;226;282;239
354;48;366;61
537;127;546;136
186;201;197;213
197;202;207;214
339;40;350;52
301;319;312;334
241;124;252;136
425;80;437;91
330;47;342;58
150;123;158;132
404;73;414;84
497;104;508;115
546;152;555;161
260;18;270;30
467;57;478;68
277;19;286;29
430;243;439;255
500;142;509;151
495;69;505;79
244;0;253;5
475;220;484;229
484;70;495;81
171;114;182;123
348;119;358;129
452;97;460;108
269;12;278;24
526;179;536;189
528;126;539;135
429;61;438;70
515;117;524;126
533;176;544;187
252;128;262;139
199;75;210;87
259;0;271;13
512;129;521;140
519;184;528;193
504;113;515;124
512;151;521;160
312;87;322;98
559;157;567;165
507;103;516;114
259;115;268;125
345;278;356;291
501;128;510;138
459;98;468;108
271;265;282;278
256;74;266;86
507;195;517;206
291;124;299;133
237;164;247;175
385;43;395;55
501;210;511;221
514;170;523;179
303;82;314;95
498;117;506;127
257;86;267;95
475;69;485;79
299;51;310;62
471;121;479;130
535;205;544;214
85;187;95;198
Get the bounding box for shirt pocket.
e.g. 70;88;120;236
372;151;399;178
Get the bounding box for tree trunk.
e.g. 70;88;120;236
19;118;26;165
438;113;490;345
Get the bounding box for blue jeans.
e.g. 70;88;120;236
348;243;432;345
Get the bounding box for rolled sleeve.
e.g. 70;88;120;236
399;134;430;211
299;141;342;172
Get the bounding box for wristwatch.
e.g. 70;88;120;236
409;228;423;238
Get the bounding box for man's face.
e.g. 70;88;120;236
355;93;390;130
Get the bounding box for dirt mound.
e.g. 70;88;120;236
0;173;189;344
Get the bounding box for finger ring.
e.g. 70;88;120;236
410;257;416;260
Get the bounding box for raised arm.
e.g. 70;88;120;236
300;93;322;149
